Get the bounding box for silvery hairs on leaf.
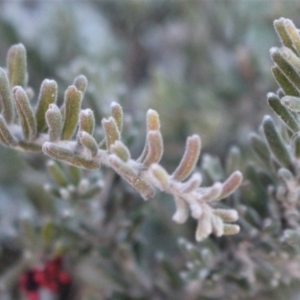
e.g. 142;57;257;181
0;43;242;242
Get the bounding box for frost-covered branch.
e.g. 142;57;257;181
0;43;242;241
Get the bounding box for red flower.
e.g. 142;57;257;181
19;256;72;300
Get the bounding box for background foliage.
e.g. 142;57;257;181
1;1;300;299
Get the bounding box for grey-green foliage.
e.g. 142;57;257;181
236;17;300;299
0;43;241;244
252;18;300;229
4;2;300;299
168;17;300;300
0;40;243;299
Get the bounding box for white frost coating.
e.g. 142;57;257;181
263;115;272;123
111;101;119;108
196;211;213;242
80;108;93;117
78;178;89;193
172;197;189;224
269;47;278;55
190;202;203;219
59;188;70;201
211;215;224;237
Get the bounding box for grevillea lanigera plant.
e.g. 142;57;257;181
9;13;300;300
0;43;242;244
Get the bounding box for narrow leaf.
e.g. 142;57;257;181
68;165;82;186
81;182;102;199
41;219;54;248
110;140;130;162
35;79;57;133
223;224;240;235
280;47;300;70
46;104;63;142
0;115;18;146
46;160;68;187
216;171;243;200
43;142;101;169
172;134;201;181
73;75;88;95
274;18;296;52
7;43;27;87
109;154;155;199
172;197;189;224
270;47;300;91
284;18;300;55
180;173;202;193
102;117;120;151
201;182;223;202
281;95;300;112
13;86;37;140
61;86;82;140
272;65;300;96
150;163;170;191
213;209;239;222
79;109;95;135
78;131;99;158
195;212;213;241
267;92;299;132
111;102;123;133
147;109;160;131
0;68;14;123
137;109;161;163
142;130;163;168
263;115;293;169
211;215;224;237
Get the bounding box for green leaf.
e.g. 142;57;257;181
283;18;300;55
172;135;201;181
109;154;155;199
78;131;99;158
102;117;120;151
61;86;82;140
73;74;88;95
281;95;300;112
111;102;123;133
46;104;63;142
13;86;37;140
0;115;18;146
35;79;57;133
274;18;296;52
7;43;27;87
142;130;163;168
262;115;292;169
110;140;130;162
43;142;101;169
250;133;270;163
0;68;14;123
47;160;69;187
267;92;299;132
79;109;95;135
271;66;300;96
270;47;300;91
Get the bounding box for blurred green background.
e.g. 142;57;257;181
1;1;300;299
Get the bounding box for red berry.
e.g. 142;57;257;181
58;271;71;285
26;291;39;300
33;270;46;285
44;280;58;292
